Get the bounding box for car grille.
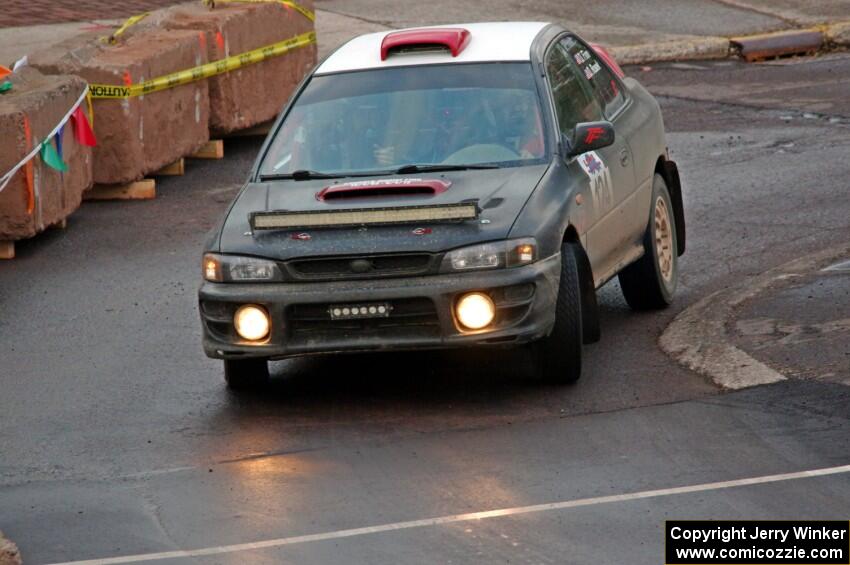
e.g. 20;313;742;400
287;298;441;342
284;253;436;281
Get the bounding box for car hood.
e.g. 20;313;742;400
217;165;549;260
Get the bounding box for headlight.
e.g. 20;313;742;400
203;253;283;282
440;238;537;273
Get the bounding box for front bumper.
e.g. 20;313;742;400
199;253;561;360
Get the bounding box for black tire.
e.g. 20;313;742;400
223;358;269;390
618;174;679;310
575;244;600;344
530;241;583;384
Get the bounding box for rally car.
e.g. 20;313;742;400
199;22;686;389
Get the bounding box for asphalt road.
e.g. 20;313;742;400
1;54;849;564
315;0;790;39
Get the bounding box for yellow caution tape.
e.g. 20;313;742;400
85;90;95;128
89;30;315;99
202;0;315;22
102;12;150;44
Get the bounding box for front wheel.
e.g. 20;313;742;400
529;242;584;384
223;358;269;390
618;174;679;310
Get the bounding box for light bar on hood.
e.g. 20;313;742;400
250;203;479;231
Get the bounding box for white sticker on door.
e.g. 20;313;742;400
578;151;614;214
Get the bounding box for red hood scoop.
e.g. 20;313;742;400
317;178;451;201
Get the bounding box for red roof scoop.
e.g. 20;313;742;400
590;43;625;79
381;28;471;61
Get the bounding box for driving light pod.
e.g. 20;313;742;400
234;305;270;341
455;292;496;330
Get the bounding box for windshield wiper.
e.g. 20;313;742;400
259;169;403;182
260;164;500;181
395;163;501;174
260;170;343;181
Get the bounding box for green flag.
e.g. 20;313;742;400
0;81;12;93
41;138;68;172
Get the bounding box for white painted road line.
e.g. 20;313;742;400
49;463;850;565
823;258;850;272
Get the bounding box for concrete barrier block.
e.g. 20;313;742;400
30;29;210;185
0;68;92;241
147;0;317;134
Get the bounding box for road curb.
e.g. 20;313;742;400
612;20;850;66
0;531;22;565
825;21;850;46
611;37;730;65
660;242;850;390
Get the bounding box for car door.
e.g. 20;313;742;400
567;37;650;264
544;35;636;284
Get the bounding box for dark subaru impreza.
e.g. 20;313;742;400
199;22;685;389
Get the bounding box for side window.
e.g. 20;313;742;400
561;35;627;118
545;41;602;136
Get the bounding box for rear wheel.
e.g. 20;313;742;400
618;174;678;310
530;242;583;384
223;358;269;390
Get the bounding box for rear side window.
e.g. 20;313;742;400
545;41;602;136
560;35;627;118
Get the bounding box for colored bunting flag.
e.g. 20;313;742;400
0;86;91;200
71;106;97;147
12;56;27;72
56;125;65;166
40;138;67;172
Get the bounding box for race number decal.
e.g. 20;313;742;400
573;48;602;79
578;151;614;214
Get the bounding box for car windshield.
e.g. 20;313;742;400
259;63;548;178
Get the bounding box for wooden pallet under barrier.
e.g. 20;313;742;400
84;179;156;201
0;241;14;260
152;158;185;176
188;140;224;160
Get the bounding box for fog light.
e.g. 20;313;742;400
455;292;496;330
234;305;270;341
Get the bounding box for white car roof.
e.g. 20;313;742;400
315;22;551;75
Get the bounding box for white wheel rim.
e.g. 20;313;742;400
654;196;674;283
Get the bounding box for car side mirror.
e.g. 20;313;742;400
565;121;616;158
